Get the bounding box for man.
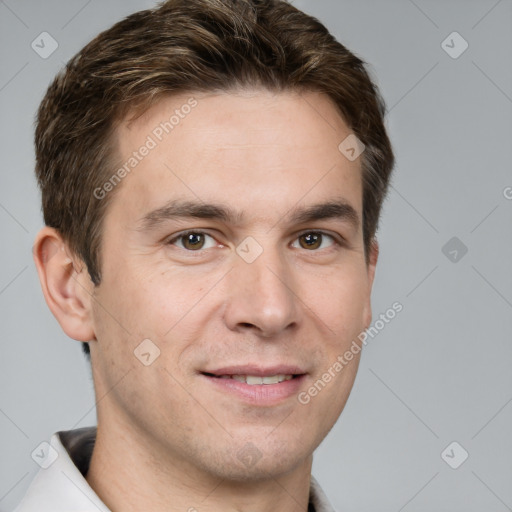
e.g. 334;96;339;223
18;0;394;510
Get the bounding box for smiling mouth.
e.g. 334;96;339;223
201;372;299;385
200;370;307;404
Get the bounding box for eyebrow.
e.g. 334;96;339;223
136;199;360;232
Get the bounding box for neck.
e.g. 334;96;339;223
86;418;314;512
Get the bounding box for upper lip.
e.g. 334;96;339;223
201;365;307;377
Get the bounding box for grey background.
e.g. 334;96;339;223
1;0;511;510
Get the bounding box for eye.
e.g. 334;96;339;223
169;231;218;251
292;231;336;251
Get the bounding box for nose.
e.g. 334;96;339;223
223;245;299;338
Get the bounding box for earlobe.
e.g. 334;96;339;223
33;227;96;342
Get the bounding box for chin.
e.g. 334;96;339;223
201;435;313;483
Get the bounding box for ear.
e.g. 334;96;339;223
362;238;379;330
32;227;96;342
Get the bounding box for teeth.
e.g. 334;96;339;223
246;376;263;385
225;374;294;385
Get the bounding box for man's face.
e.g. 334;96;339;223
87;89;377;480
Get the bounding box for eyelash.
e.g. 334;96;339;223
167;229;345;252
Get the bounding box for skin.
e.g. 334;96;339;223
33;88;378;512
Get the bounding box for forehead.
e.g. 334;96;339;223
109;89;363;228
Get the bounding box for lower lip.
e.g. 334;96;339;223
200;374;307;405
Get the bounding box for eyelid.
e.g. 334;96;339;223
293;229;346;247
167;229;221;249
293;229;347;252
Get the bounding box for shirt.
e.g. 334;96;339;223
13;427;336;512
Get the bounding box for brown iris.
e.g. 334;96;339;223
298;232;323;250
182;232;206;250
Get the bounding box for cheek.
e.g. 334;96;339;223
98;261;192;340
301;265;369;337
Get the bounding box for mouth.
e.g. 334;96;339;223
202;372;297;385
199;366;308;405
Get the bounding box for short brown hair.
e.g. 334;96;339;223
35;0;394;355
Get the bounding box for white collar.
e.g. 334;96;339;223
14;428;109;512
